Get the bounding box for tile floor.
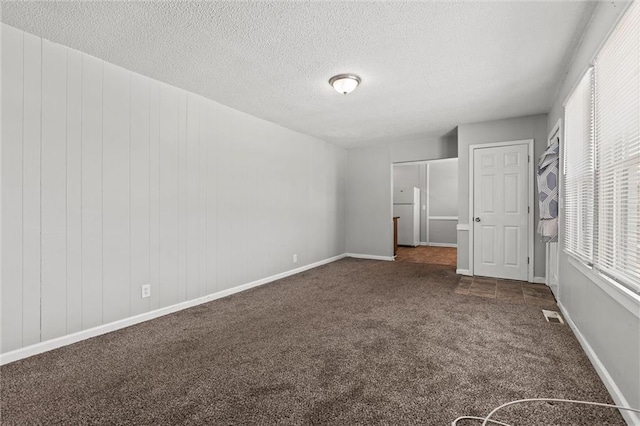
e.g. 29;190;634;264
395;246;457;266
454;275;557;307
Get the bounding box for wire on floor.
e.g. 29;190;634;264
451;398;640;426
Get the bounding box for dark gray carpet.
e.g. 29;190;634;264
0;259;624;425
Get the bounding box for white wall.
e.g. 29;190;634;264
427;159;458;246
546;2;640;423
346;135;457;257
1;24;347;354
457;114;548;278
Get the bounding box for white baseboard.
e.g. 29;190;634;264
427;242;458;248
418;241;458;248
345;253;395;261
453;271;544;281
558;302;639;426
418;242;457;248
0;253;348;366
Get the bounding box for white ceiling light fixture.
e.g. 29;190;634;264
329;74;361;95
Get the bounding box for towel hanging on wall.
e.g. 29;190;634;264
537;138;559;242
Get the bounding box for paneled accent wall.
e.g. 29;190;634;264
1;24;347;353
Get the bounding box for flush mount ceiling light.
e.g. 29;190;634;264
329;74;361;95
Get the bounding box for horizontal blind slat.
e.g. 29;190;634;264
593;0;640;293
564;68;595;263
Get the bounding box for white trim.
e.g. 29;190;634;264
567;256;640;319
0;254;348;366
456;224;470;231
389;163;395;257
426;162;430;245
427;242;457;248
421;163;428;248
429;216;458;221
456;269;471;276
548;118;562;143
468;139;535;282
346;253;395;261
533;276;546;284
558;301;640;426
419;241;457;248
563;66;595;109
392;157;458;167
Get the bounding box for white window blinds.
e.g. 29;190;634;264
593;0;640;290
564;69;594;264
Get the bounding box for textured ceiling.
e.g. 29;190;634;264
1;1;596;148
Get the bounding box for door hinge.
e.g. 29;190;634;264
528;206;530;214
527;257;530;264
528;155;531;162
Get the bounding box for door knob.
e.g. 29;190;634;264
474;217;481;222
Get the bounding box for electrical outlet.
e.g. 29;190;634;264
141;284;151;299
293;254;298;263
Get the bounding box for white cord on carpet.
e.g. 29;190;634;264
451;398;640;426
451;415;513;426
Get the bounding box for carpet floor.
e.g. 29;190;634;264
0;259;624;425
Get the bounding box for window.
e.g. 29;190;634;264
564;1;640;293
564;69;594;265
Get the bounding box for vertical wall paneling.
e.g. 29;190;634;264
40;40;68;341
307;141;326;262
186;95;200;300
65;49;83;333
1;25;24;352
177;93;188;302
130;72;150;316
21;31;42;346
101;63;131;323
205;103;218;295
197;97;208;297
158;84;179;308
215;109;235;290
148;80;161;311
244;126;272;281
80;53;104;329
1;24;347;355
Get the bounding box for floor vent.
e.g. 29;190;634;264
542;309;564;324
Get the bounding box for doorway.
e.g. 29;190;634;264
392;158;458;265
469;140;533;281
395;246;457;266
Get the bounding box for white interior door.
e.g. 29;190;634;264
473;144;529;280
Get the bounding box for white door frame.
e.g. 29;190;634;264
468;139;534;282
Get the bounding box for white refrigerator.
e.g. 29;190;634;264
393;187;420;247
